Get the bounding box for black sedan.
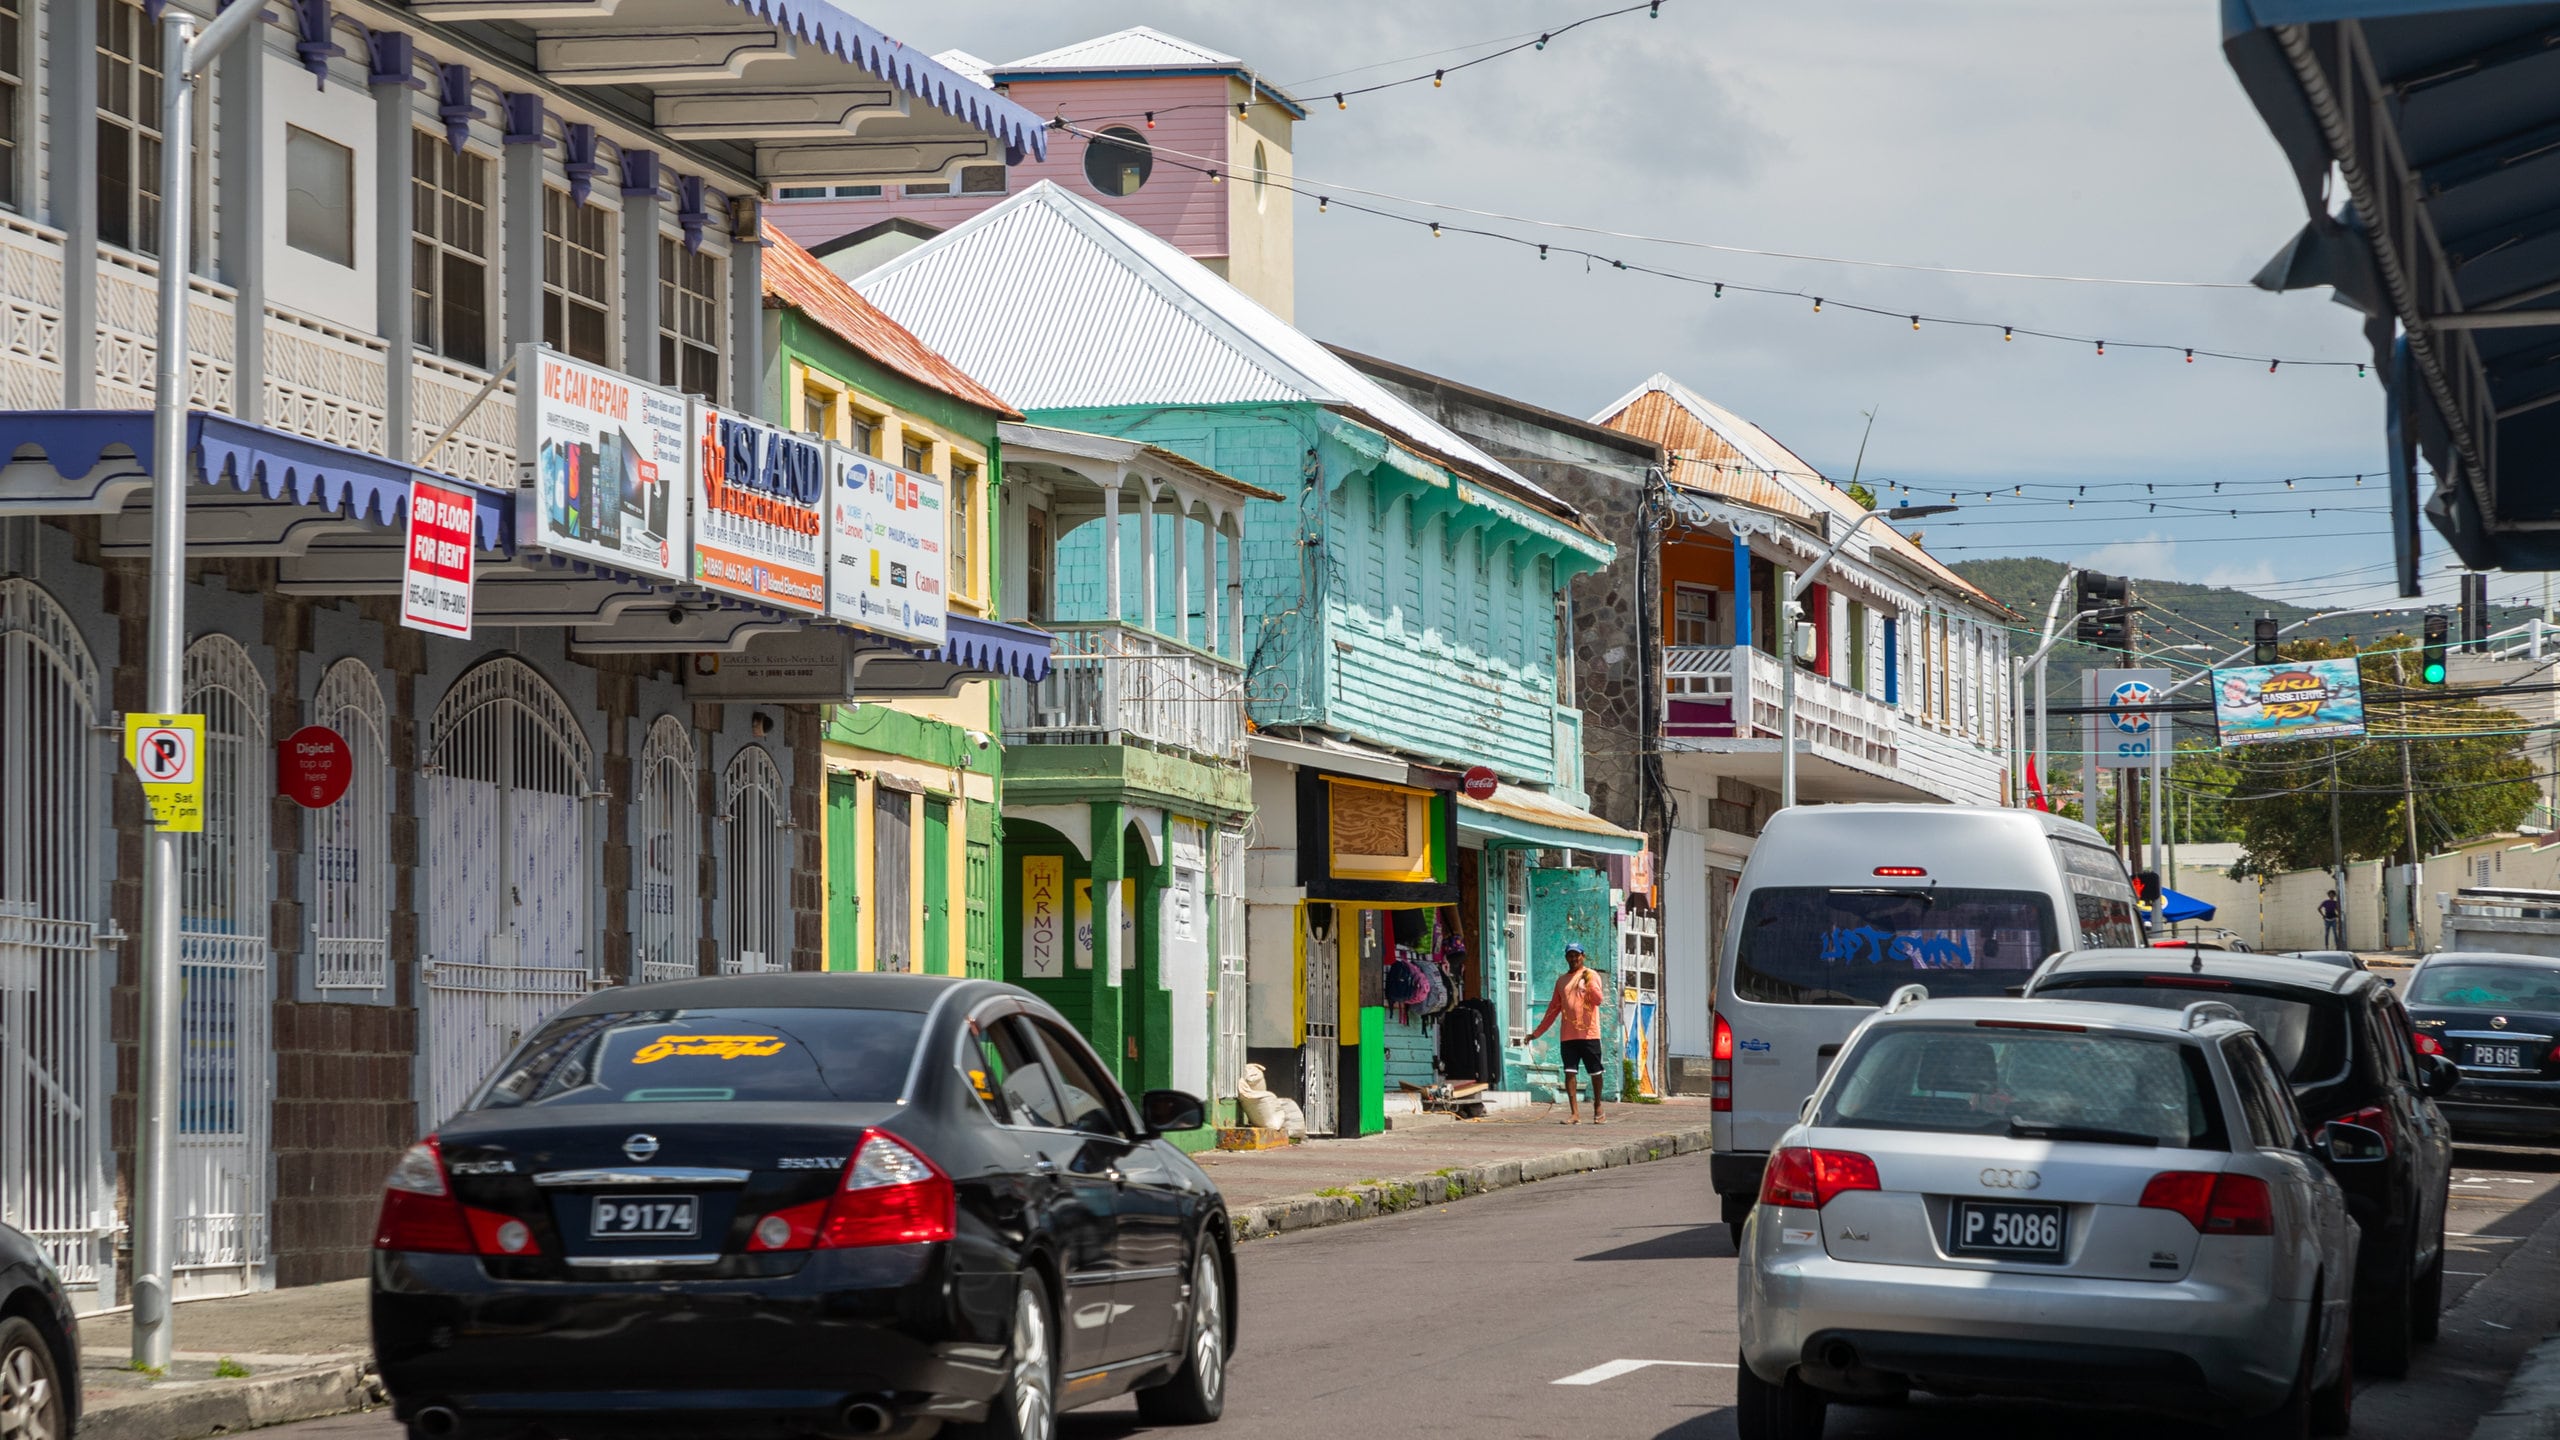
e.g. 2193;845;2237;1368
372;973;1235;1440
0;1219;80;1440
2405;951;2560;1145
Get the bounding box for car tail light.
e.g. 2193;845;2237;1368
373;1137;529;1255
2316;1105;2394;1159
1873;866;1927;877
2414;1032;2446;1057
1711;1013;1733;1113
1975;1019;2087;1032
748;1130;955;1252
2139;1171;2274;1236
1759;1147;1879;1209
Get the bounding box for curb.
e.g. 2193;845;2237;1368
1229;1123;1711;1241
2473;1332;2560;1440
78;1360;381;1440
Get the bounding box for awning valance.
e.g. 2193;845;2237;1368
1459;782;1646;856
940;613;1054;682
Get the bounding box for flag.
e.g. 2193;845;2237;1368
2025;758;2052;812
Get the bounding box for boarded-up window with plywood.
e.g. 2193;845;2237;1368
1327;780;1432;883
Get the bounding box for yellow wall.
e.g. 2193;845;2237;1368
785;360;992;618
1222;76;1296;322
823;743;993;974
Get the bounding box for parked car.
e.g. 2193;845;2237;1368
1736;992;2360;1440
0;1220;80;1440
2024;949;2458;1376
1711;805;2145;1241
373;972;1233;1440
2403;950;2560;1145
2282;952;2368;971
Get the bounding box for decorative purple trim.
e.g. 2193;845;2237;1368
619;148;661;200
677;175;710;254
364;28;423;89
437;65;483;153
711;0;1046;161
936;613;1054;681
288;0;342;88
562;124;602;207
500;92;552;148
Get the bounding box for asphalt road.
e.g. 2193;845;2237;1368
268;1143;2560;1440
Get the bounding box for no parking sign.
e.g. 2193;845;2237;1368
124;712;205;832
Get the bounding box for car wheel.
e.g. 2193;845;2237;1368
2414;1215;2446;1344
953;1277;1056;1440
0;1317;66;1440
2245;1313;2317;1440
1734;1350;1826;1440
1135;1240;1229;1425
2311;1310;2353;1437
1722;1193;1754;1249
2355;1236;2415;1378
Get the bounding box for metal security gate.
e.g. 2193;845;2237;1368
421;660;594;1127
721;746;787;974
176;635;272;1297
309;660;390;994
636;716;698;984
873;788;911;972
1620;912;1661;1098
1212;829;1247;1109
0;578;114;1302
1301;909;1338;1137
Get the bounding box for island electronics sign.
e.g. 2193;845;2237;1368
2212;658;2367;746
694;407;827;614
518;346;688;578
826;448;947;645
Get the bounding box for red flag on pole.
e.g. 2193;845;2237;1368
2025;757;2052;812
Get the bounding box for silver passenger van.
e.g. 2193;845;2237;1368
1708;804;2141;1237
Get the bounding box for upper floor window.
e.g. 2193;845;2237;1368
949;457;979;603
849;406;882;458
96;0;164;254
412;132;491;369
285;126;355;267
1673;584;1717;647
901;436;932;473
1083;127;1151;197
543;187;611;364
775;183;883;200
0;0;23;207
658;236;721;398
799;374;838;438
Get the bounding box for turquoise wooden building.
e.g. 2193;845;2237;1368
854;181;1643;1133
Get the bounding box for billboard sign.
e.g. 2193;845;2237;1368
2083;667;2171;771
2213;658;2367;746
693;406;828;614
518;346;688;579
826;447;948;645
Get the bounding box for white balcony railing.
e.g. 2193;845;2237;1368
1663;644;1898;770
1004;620;1247;763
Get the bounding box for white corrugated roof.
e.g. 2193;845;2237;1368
855;181;1537;491
930;49;994;89
999;26;1241;73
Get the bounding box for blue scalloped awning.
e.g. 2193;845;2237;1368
0;409;512;550
721;0;1048;162
940;613;1052;682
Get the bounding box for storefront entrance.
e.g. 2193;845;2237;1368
420;660;595;1127
1302;909;1339;1136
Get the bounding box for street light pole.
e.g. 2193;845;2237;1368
133;0;270;1372
1778;503;1955;808
2032;568;2078;806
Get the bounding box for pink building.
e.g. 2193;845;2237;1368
766;27;1304;318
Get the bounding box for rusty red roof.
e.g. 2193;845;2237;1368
760;224;1021;421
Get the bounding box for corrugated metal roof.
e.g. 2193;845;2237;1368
1593;373;2001;612
930;49;994;88
855;181;1545;495
999;26;1243;72
761;225;1020;419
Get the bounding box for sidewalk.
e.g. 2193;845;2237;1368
66;1098;1713;1440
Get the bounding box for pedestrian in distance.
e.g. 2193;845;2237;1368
1525;941;1607;1125
2320;889;2343;948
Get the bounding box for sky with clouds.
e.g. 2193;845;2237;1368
845;0;2529;614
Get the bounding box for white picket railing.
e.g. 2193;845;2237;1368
1664;644;1899;770
1003;621;1247;763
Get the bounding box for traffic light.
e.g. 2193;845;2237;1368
2422;610;2450;685
2073;572;2132;651
2253;615;2279;666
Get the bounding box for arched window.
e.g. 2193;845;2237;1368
720;745;788;973
308;658;390;994
636;715;700;983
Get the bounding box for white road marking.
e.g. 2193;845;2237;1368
2450;1271;2492;1277
1555;1358;1739;1386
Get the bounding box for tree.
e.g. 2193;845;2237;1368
1845;481;1878;511
2219;637;2538;873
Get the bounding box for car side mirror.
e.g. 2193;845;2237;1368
2382;977;2398;989
2419;1053;2461;1097
2319;1120;2388;1165
1140;1089;1207;1135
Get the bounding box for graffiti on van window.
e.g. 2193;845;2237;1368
1819;925;1978;970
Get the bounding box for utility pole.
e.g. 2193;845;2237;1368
2329;742;2348;951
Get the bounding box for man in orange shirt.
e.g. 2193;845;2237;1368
1526;942;1607;1124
